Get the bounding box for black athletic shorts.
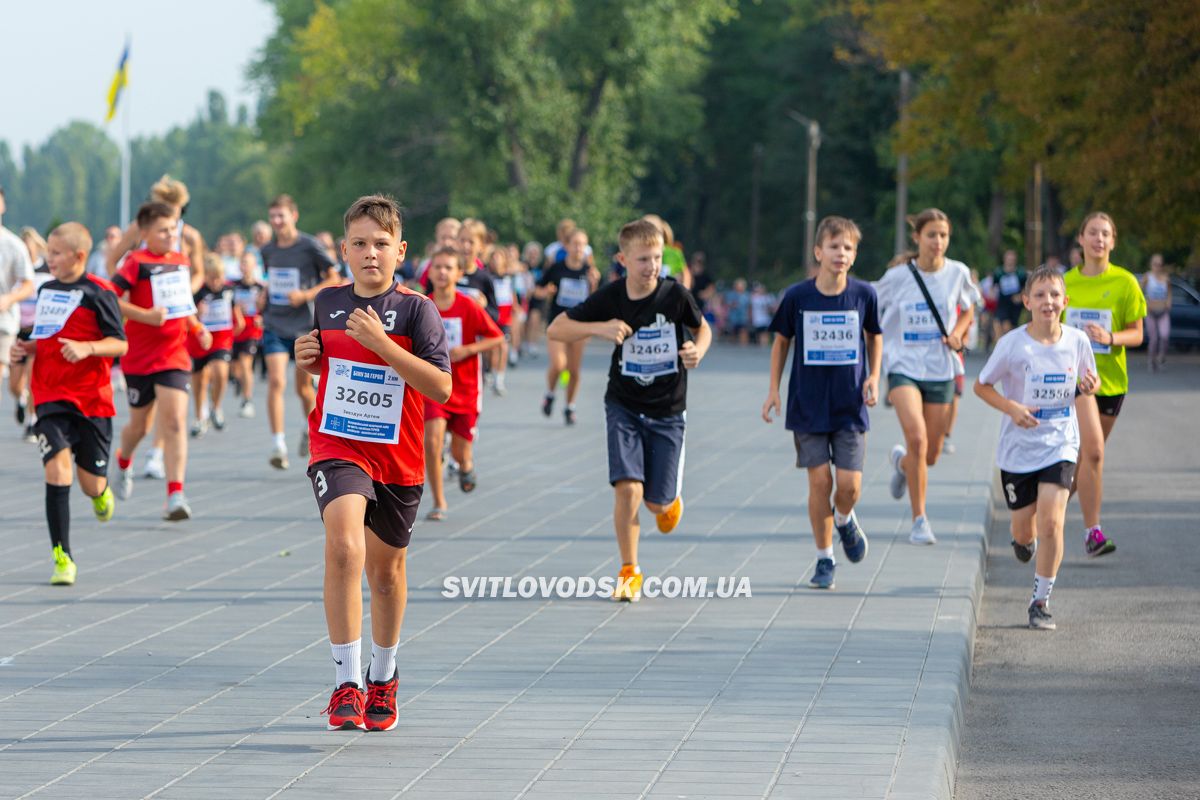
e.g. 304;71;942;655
126;370;190;408
232;338;260;358
1000;460;1076;511
191;350;233;373
1096;394;1125;417
307;459;422;549
35;411;113;477
1074;389;1126;418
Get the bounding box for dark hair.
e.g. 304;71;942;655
136;201;177;229
1022;265;1065;295
343;194;402;237
429;245;462;270
270;193;299;214
814;215;862;246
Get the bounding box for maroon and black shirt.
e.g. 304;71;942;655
308;282;450;486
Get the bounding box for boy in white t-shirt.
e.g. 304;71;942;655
974;267;1099;630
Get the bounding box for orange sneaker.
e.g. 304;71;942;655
612;564;643;602
656;496;683;534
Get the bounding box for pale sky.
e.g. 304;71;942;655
1;0;277;156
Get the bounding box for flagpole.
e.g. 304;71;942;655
119;37;131;228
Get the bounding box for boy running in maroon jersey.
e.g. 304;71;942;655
13;223;127;584
295;195;451;731
111;202;209;520
422;247;504;520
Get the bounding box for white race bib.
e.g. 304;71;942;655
200;295;234;332
268;267;301;306
442;317;463;351
621;321;678;378
1065;307;1112;354
318;357;405;444
234;286;259;316
493;277;514;307
901;301;941;344
557;277;589;308
150;270;197;320
999;273;1021;296
803;311;860;365
19;273;55;326
1023;371;1074;420
31;289;83;339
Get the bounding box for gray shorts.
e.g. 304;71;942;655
793;430;866;471
605;401;685;506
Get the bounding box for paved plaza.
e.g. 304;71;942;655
1;344;999;799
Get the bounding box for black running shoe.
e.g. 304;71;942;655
541;393;554;417
1011;538;1036;563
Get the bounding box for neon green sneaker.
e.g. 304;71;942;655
92;487;115;523
51;545;76;586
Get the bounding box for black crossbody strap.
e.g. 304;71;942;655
907;261;950;339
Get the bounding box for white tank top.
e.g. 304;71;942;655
1145;273;1168;301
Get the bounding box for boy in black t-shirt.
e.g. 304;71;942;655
547;219;711;601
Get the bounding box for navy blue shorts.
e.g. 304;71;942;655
605;401;685;506
261;329;296;358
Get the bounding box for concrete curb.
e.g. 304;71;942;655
887;471;1000;800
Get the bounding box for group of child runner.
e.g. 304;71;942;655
13;186;1145;728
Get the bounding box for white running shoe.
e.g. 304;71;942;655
164;491;192;521
889;444;908;500
143;451;166;480
270;443;289;470
210;408;226;431
909;515;937;545
238;399;256;419
116;466;134;500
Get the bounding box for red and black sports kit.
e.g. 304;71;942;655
425;290;503;441
232;281;264;357
306;282;450;548
112;248;195;407
29;274;126;475
188;284;238;371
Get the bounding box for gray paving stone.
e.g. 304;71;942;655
0;345;997;799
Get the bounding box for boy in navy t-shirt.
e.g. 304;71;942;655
762;216;882;590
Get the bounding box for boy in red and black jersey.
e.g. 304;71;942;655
422;247;504;520
12;223;128;585
294;195;451;732
231;251;264;418
188;254;244;436
110;202;209;521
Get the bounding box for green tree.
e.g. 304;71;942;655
252;0;735;249
851;0;1200;261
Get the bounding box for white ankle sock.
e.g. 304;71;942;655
369;640;398;683
817;546;834;562
331;640;361;687
833;509;851;527
273;432;286;449
1032;574;1055;604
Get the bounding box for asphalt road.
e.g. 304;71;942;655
955;352;1200;800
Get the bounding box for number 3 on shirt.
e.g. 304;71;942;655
382;310;396;331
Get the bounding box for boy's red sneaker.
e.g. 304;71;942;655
364;670;399;731
323;682;366;730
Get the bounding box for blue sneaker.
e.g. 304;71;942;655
810;558;835;590
836;512;868;563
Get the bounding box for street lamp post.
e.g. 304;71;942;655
788;110;821;273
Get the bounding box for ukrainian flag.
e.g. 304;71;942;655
105;42;130;123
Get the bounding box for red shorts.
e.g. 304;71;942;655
424;401;478;442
